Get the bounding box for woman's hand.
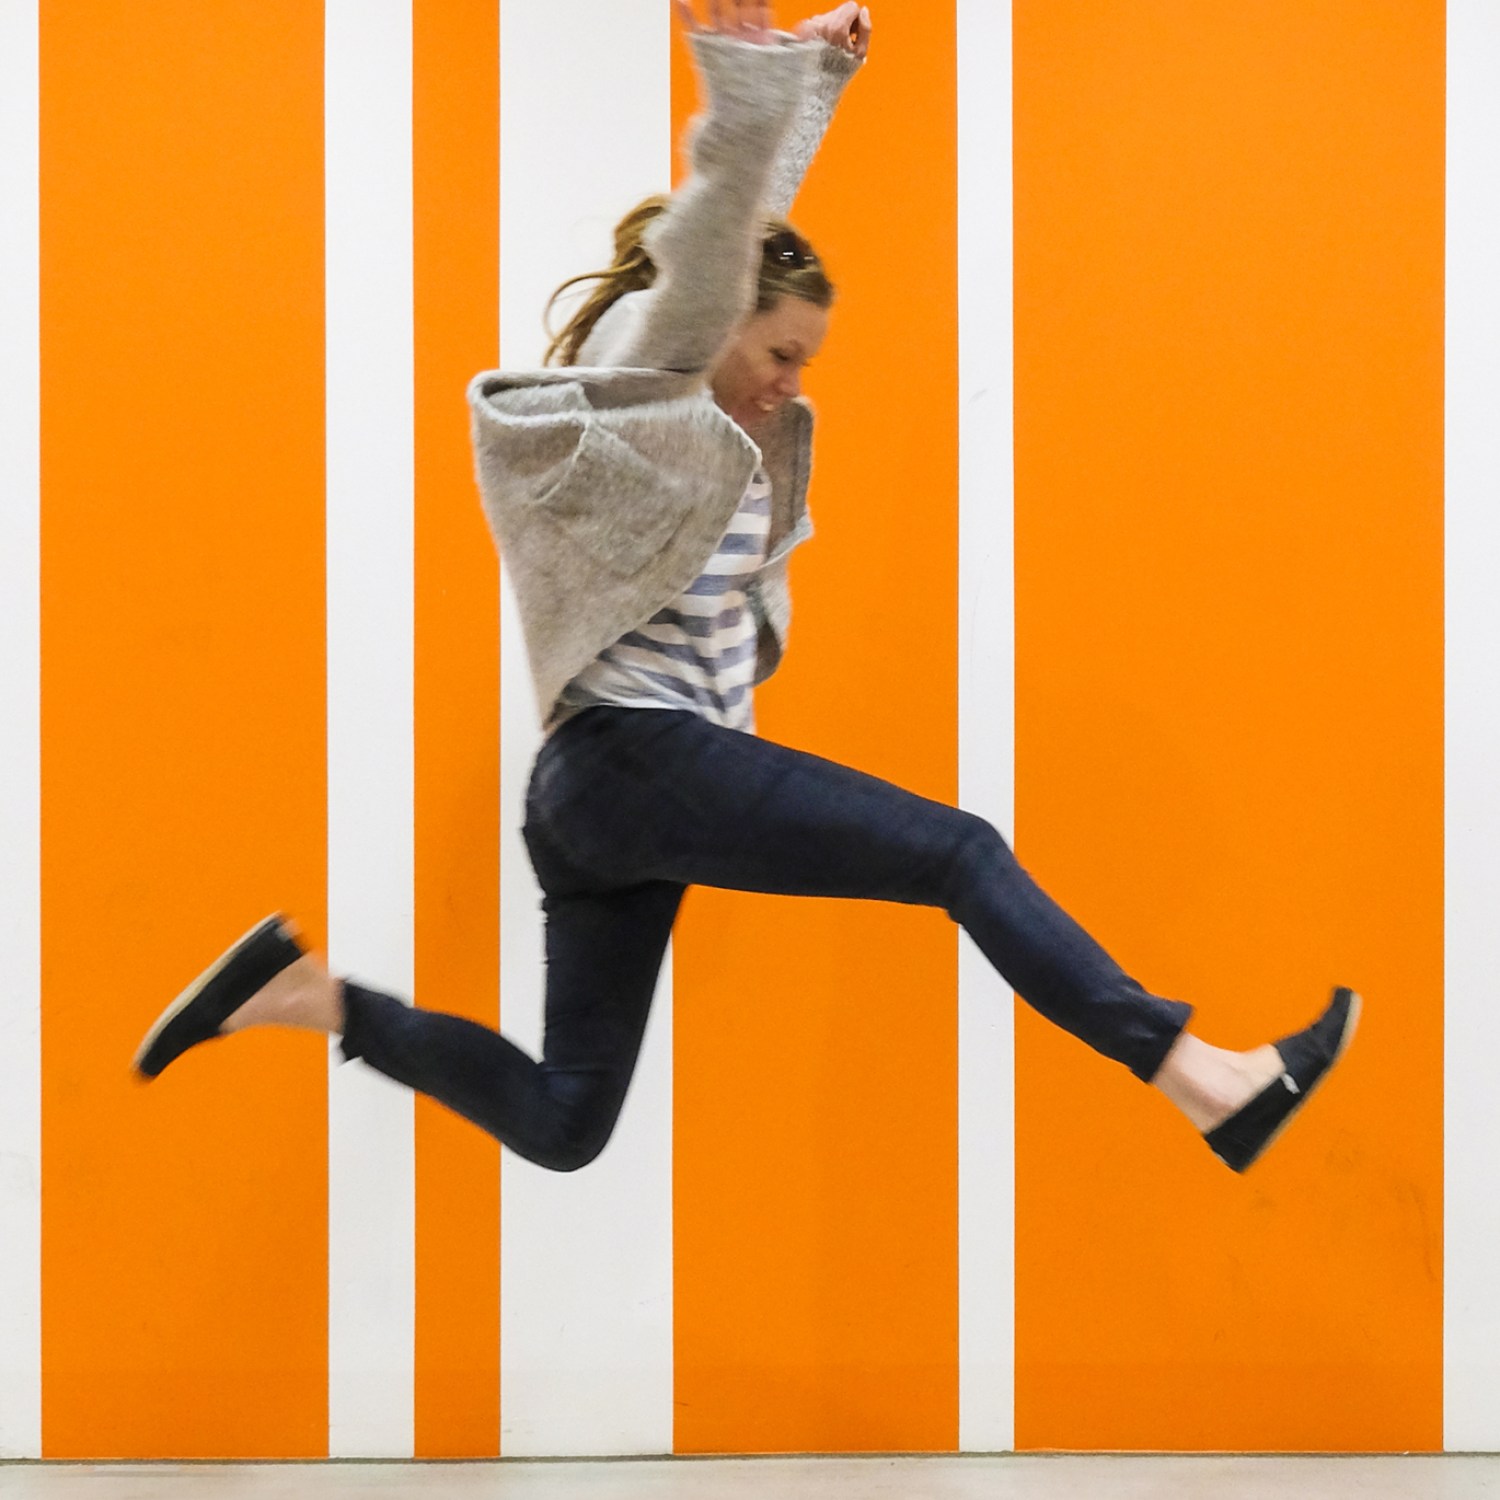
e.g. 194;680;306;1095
793;2;872;58
673;0;778;46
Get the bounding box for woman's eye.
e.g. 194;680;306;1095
772;350;792;364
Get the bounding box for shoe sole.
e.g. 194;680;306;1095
1227;988;1362;1173
131;914;299;1078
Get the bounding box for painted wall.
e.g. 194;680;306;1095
0;0;1494;1461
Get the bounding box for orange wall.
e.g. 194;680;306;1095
412;0;502;1457
39;0;329;1457
22;0;1451;1458
1011;0;1445;1451
671;0;962;1453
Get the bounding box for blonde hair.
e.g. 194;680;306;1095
544;194;834;368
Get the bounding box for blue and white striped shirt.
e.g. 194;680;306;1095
552;467;772;734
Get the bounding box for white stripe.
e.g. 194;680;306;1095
635;621;756;655
498;0;674;1457
956;0;1016;1455
324;0;415;1457
671;592;750;620
605;643;757;693
0;0;40;1460
1444;0;1500;1454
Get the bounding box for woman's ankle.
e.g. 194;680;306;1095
221;954;344;1035
1154;1030;1282;1133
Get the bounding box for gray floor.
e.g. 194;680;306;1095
1;1457;1497;1499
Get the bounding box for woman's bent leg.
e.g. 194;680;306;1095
340;878;683;1169
531;708;1188;1081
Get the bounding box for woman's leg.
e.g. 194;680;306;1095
529;709;1284;1113
225;879;684;1169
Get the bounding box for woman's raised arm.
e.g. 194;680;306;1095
587;3;813;374
766;3;871;218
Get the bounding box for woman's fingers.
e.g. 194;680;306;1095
681;0;778;44
834;1;868;55
815;0;856;45
791;3;870;56
735;0;773;40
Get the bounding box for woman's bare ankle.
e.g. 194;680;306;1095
1153;1030;1284;1133
221;954;345;1035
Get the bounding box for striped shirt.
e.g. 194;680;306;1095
551;467;773;734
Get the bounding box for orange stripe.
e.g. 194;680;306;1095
1012;0;1444;1450
413;0;502;1458
39;0;328;1457
672;3;961;1452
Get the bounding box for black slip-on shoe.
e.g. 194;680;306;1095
132;915;305;1079
1202;986;1361;1173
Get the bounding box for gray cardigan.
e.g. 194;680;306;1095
467;32;861;723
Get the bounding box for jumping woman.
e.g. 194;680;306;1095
135;0;1357;1175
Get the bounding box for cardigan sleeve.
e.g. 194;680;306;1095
589;32;813;375
763;41;863;219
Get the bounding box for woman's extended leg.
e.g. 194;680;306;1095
529;708;1192;1079
526;708;1297;1116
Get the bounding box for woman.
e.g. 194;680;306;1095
135;0;1357;1176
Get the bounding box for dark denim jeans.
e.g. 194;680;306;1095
341;706;1191;1169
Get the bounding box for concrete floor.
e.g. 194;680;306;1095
0;1457;1496;1500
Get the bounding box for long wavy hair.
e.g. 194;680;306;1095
544;194;835;367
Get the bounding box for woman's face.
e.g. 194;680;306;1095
710;294;829;433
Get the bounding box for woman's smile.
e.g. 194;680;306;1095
711;293;830;431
